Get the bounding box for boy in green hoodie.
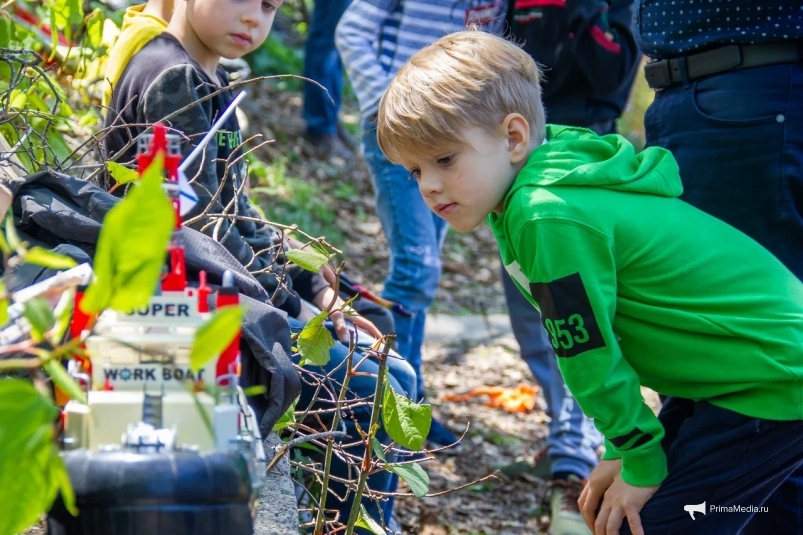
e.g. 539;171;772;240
376;30;803;535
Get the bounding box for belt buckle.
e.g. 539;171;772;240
644;60;672;90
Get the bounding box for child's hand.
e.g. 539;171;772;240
313;287;383;343
579;459;659;535
329;307;383;343
579;459;620;524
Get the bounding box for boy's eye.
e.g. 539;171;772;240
437;155;454;166
262;0;279;11
409;168;421;181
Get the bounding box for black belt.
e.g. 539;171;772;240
644;42;802;90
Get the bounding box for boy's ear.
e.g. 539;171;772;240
501;113;530;165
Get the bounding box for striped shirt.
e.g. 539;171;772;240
335;0;509;126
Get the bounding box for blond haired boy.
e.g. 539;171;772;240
378;30;803;535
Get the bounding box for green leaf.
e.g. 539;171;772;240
0;226;10;255
272;396;298;431
51;0;84;42
43;359;86;404
0;279;8;327
386;461;429;498
371;437;429;497
242;385;267;397
24;247;78;270
296;311;333;367
0;13;12;48
85;9;103;48
382;384;432;451
49;5;59;61
354;504;385;535
285;248;330;273
9;90;26;110
23;297;56;343
0;380;76;534
52;287;75;342
52;454;77;515
81;154;174;313
310;242;332;258
189;305;244;371
106;161;139;186
5;214;22;252
371;436;387;462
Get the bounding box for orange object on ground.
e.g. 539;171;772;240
443;383;539;413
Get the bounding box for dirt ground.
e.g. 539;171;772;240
399;338;555;535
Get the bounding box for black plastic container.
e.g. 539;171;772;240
48;449;255;535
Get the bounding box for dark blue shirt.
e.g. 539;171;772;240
635;0;803;59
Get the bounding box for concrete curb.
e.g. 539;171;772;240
254;432;299;535
424;313;516;347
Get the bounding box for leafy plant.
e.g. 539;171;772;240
296;310;334;367
80;155;174;313
0;151;175;532
189;305;246;371
2;0;111;176
0;380;75;535
382;382;432;451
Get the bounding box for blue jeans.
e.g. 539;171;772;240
501;268;602;479
645;62;803;279
618;398;803;534
362;129;449;400
288;317;416;530
643;59;803;535
302;0;352;136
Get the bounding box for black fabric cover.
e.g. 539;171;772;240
5;170;300;435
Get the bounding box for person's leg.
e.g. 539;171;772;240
501;267;556;408
547;369;602;481
617;398;803;534
501;267;601;478
362;128;454;446
502;268;599;534
361;129;447;393
302;0;351;137
645;62;803;280
742;466;803;534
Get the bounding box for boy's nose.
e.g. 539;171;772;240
417;174;441;196
241;4;260;26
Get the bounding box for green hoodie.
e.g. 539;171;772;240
488;125;803;488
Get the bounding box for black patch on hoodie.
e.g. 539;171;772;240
530;273;605;358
